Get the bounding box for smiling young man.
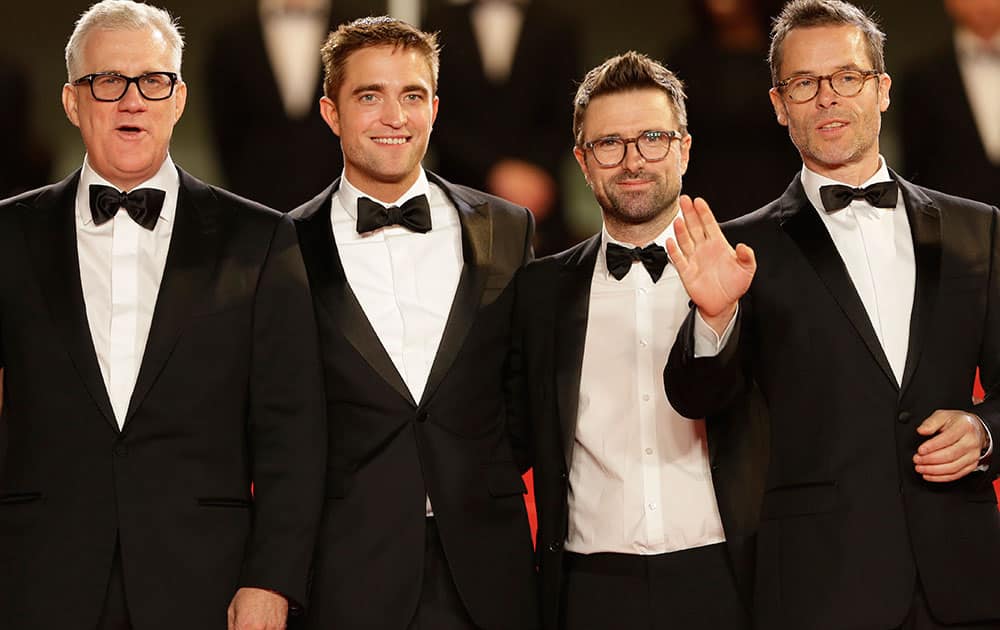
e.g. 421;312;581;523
288;16;538;630
0;1;326;629
510;52;765;630
663;1;1000;629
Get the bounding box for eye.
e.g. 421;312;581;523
790;77;816;91
641;131;670;145
594;137;621;149
403;93;424;102
141;74;167;88
95;74;125;88
359;93;378;103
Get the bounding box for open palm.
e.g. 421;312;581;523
666;195;756;328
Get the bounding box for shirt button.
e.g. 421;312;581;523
642;394;651;402
638;288;647;294
648;502;657;512
639;339;648;347
645;448;653;455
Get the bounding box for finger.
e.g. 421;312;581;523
681;194;707;243
672;215;696;260
916;410;950;436
914;437;978;465
734;243;756;272
916;425;964;456
665;237;689;276
920;461;978;482
694;196;725;241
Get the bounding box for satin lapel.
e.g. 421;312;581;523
418;178;492;407
295;182;415;406
778;177;898;389
555;236;600;466
17;171;117;430
897;176;941;395
125;169;228;425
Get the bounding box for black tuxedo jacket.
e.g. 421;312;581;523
206;10;353;211
289;172;539;629
665;173;1000;629
900;47;1000;206
0;168;326;628
510;235;768;629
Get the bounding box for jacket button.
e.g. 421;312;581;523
548;541;562;552
113;443;128;457
416;412;429;423
897;411;912;424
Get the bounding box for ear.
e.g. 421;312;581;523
573;145;592;187
319;96;341;137
678;132;692;176
430;94;439;128
769;87;788;126
62;83;80;128
877;72;892;113
172;80;188;122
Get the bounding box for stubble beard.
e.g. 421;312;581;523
598;170;680;227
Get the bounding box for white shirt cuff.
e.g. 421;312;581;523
976;416;993;471
692;305;738;358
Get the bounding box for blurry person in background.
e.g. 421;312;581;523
668;0;799;222
901;0;1000;205
0;2;326;628
425;0;581;255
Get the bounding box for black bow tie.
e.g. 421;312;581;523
606;242;670;283
356;194;432;234
89;184;164;230
819;181;898;213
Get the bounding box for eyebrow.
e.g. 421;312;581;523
350;83;430;96
784;64;865;77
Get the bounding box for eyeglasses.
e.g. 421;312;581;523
775;69;881;104
582;130;682;167
72;72;179;102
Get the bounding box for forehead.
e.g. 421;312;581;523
779;24;874;76
80;27;173;73
340;45;434;91
582;88;678;137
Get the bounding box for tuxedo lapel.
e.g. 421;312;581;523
294;181;416;406
17;171;117;430
777;176;898;389
125;169;229;425
554;236;600;466
896;175;941;395
418;173;492;407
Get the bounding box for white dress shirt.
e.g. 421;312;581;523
331;170;464;515
75;156;178;428
565;221;726;556
471;0;526;83
260;4;328;119
955;28;1000;165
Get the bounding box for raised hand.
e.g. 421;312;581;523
665;195;756;335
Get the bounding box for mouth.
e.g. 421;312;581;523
115;125;146;138
371;136;410;146
816;119;849;132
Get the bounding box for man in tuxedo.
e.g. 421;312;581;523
0;2;326;629
206;0;359;211
510;52;763;630
664;1;1000;628
289;16;538;630
900;0;1000;205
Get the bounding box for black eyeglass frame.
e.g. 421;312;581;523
774;69;882;104
582;129;683;168
72;71;179;102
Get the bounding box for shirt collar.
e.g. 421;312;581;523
336;168;431;221
800;156;892;214
597;210;679;281
76;154;179;226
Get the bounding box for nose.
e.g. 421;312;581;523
117;81;147;112
381;98;406;128
622;140;645;172
815;77;839;108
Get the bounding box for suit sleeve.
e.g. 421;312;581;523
969;206;1000;481
239;214;327;607
504;209;535;473
664;300;749;420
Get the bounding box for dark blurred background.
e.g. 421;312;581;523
0;0;964;249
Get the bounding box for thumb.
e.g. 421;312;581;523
916;410;947;435
735;243;756;270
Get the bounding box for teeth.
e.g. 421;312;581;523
373;137;407;145
821;122;845;129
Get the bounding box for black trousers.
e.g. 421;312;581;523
406;517;479;630
561;542;748;630
897;579;1000;630
96;539;132;630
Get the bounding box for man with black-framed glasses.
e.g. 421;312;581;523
0;1;326;629
664;1;1000;628
509;51;763;629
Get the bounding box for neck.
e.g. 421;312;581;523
604;203;678;247
346;169;420;205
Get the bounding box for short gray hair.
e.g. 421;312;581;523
65;0;184;82
769;0;885;85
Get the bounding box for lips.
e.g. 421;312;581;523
371;136;409;145
115;125;145;137
816;119;849;131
